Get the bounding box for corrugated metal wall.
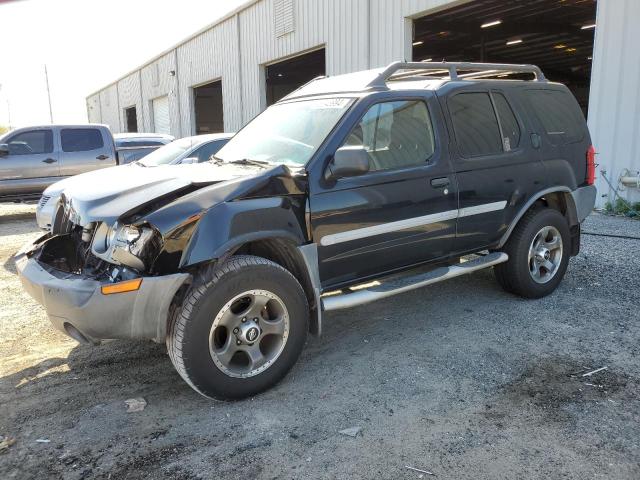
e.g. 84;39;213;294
117;72;143;132
140;52;180;136
87;0;460;135
86;0;640;207
588;0;640;206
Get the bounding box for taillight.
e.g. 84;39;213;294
586;145;596;185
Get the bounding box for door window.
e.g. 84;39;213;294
61;128;104;152
343;100;435;171
449;93;502;157
192;140;226;162
6;130;53;155
492;92;521;151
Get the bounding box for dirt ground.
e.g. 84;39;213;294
0;204;639;480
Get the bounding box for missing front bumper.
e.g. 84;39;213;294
15;239;190;343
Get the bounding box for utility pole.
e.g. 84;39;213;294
44;64;53;123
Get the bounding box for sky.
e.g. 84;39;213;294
0;0;247;128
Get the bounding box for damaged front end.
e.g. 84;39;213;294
16;198;190;344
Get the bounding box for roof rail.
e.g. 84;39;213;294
368;61;546;88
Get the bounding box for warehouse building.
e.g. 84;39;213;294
86;0;640;207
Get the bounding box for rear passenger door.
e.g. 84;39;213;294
444;88;546;252
59;127;115;176
310;94;458;289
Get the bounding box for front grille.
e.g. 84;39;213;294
38;195;50;208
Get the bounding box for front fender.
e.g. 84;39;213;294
179;196;307;268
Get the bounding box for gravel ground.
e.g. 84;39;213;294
0;204;638;479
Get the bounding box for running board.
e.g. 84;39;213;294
321;252;509;312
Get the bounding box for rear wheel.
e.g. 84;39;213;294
495;208;570;299
167;255;308;400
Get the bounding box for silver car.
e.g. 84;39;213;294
36;133;233;230
0;125;116;202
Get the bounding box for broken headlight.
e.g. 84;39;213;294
92;222;161;271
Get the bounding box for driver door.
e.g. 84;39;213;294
309;94;458;289
0;128;59;197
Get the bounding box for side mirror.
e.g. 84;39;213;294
327;146;370;179
179;156;198;165
0;144;9;157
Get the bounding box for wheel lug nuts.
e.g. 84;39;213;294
253;317;258;323
233;327;239;334
236;340;241;345
242;317;247;323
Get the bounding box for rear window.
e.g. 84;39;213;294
525;89;584;144
61;128;104;152
449;92;502;156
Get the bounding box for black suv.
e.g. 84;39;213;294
16;62;597;399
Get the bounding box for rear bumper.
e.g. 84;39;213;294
571;185;597;223
15;238;190;343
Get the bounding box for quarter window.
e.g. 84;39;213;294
525;89;584;144
449;92;502;157
6;130;53;155
343;100;435;172
61;128;104;152
492;92;521;151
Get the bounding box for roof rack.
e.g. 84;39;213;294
367;61;546;88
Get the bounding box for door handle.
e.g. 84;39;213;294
530;133;541;150
96;154;109;160
42;158;57;164
431;177;450;188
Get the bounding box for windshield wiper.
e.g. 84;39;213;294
227;158;271;169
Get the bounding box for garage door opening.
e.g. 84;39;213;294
194;80;224;134
412;0;596;112
265;48;326;106
125;106;138;133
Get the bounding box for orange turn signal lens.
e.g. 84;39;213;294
101;278;142;295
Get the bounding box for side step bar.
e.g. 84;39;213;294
321;252;509;312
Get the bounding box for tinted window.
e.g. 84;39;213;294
525;89;584;144
343;100;435;171
449;93;502;157
118;147;159;164
61;128;104;152
492;92;521;151
192;140;228;162
6;130;53;155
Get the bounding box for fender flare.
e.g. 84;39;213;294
498;187;577;248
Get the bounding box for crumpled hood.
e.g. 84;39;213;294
56;162;264;226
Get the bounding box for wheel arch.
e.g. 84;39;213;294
499;187;578;249
225;237;322;336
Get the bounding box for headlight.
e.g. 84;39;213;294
92;222;161;271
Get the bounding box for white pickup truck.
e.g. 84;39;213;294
0;125;171;202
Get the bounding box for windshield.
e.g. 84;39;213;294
215;97;353;166
138;137;197;166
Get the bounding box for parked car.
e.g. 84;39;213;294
35;133;232;230
114;133;174;165
16;62;596;400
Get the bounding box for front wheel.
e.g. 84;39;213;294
167;256;309;400
495;208;571;299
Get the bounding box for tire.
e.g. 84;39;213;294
167;255;309;400
494;207;570;299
